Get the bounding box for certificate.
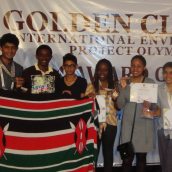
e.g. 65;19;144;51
96;95;106;123
130;83;158;103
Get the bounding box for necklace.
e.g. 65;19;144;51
0;59;15;89
64;76;77;86
99;80;108;90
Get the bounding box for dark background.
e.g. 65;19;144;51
96;165;161;172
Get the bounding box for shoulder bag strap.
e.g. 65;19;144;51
119;76;146;143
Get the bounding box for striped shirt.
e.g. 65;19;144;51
85;83;117;126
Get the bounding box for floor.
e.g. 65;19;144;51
96;165;162;172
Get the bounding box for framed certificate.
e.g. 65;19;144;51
130;83;158;103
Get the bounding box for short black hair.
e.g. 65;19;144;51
163;62;172;71
63;53;77;64
36;44;52;56
131;55;147;67
0;33;19;48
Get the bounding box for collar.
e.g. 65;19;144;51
34;64;53;75
0;57;13;68
164;84;172;93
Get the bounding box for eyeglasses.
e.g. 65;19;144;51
63;64;76;68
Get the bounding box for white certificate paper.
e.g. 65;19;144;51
96;95;106;123
130;83;158;103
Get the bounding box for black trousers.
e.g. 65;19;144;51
122;152;147;172
158;129;172;172
96;124;117;172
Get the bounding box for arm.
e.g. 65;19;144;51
142;101;161;117
117;87;127;109
22;68;32;93
80;78;88;98
84;83;96;98
116;76;130;109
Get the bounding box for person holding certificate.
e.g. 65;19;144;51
85;59;118;172
117;55;158;172
157;62;172;172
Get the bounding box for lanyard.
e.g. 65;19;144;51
0;60;15;90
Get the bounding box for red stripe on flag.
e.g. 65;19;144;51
71;164;94;172
6;127;96;150
6;133;74;150
0;97;93;110
88;127;97;144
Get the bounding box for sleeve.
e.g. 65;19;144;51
22;68;32;92
15;63;23;77
145;77;155;84
85;83;95;96
81;78;87;93
55;77;63;95
53;69;62;79
117;86;127;109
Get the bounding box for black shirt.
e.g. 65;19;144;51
22;65;61;94
57;76;87;99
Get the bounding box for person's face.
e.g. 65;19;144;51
36;49;52;67
97;63;109;81
163;67;172;85
131;59;145;78
0;42;18;61
63;60;77;76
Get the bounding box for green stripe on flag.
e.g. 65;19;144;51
0;144;95;171
0;103;92;118
0;158;93;172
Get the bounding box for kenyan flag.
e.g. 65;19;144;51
0;96;97;172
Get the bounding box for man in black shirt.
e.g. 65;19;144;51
22;44;61;94
58;53;87;99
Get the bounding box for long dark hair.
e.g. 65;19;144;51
93;59;115;93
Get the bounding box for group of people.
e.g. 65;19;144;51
0;33;87;99
0;33;172;172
